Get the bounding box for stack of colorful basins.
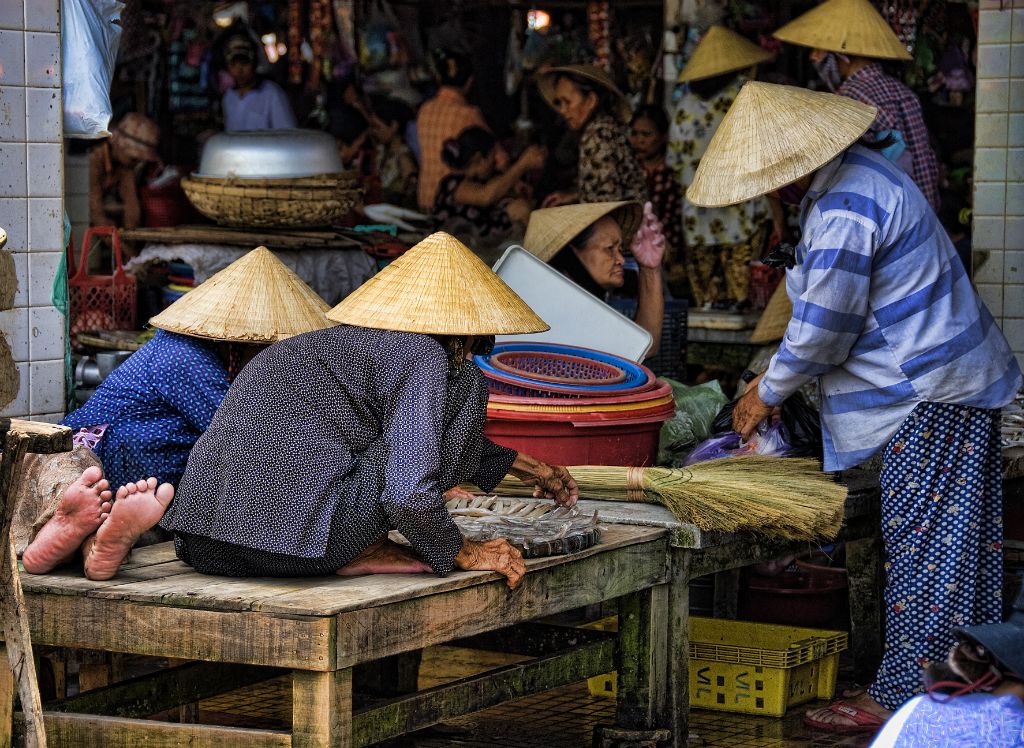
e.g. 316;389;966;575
476;343;674;466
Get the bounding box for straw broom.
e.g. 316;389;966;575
492;457;847;541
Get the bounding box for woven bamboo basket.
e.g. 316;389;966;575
181;173;362;228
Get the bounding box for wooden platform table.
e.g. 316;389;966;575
2;524;671;747
565;469;883;748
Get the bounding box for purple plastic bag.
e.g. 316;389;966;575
683;422;795;465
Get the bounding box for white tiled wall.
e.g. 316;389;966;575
976;1;1024;373
0;0;65;421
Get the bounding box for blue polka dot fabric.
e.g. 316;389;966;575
62;330;232;491
868;402;1003;711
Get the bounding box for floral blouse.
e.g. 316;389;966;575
578;113;649;204
667;77;768;249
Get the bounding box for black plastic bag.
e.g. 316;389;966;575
711;390;823;459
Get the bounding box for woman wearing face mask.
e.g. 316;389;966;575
773;0;941;210
535;65;648;208
523;201;665;353
629;105;686;299
689;81;1021;735
667;25;782;312
432;127;546;243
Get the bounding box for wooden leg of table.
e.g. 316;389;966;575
847;535;884;684
666;549;692;748
1;643;13;748
353;650;421;696
77;664;111;694
292;668;352;748
614;585;669;731
712;569;741;619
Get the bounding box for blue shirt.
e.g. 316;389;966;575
222;79;297;131
760;145;1021;471
870;693;1024;747
62;331;231;490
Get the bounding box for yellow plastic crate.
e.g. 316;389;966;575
585;616;848;717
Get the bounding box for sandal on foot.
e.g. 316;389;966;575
804;701;887;734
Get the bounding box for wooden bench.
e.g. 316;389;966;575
3;524;671;747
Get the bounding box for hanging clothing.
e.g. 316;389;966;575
161;326;518;577
432;174;514;239
62;330;232;491
838;63;940;210
759;145;1021;472
577;112;649;204
868;402;1003;710
222;78;297;131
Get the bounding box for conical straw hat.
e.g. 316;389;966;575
773;0;911;61
149;247;333;343
679;26;775;82
687;81;876;207
327;232;548;335
750;280;793;344
523;201;642;263
537;64;632;123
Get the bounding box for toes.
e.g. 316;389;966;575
115;484;130;501
99;489;112;502
146;477;158;491
135;479;148;493
80;466;103;486
155;483;175;506
95;478;110;493
100;501;112;512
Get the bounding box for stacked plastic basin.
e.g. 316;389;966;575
475;343;674;466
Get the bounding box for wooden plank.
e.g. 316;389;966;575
615;585;669;731
18;594;335;671
49;661;284;718
847;534;884;683
258;525;667;616
453;621;615;657
0;432;45;747
352;637;615;746
1;420;71;455
19;560;195;596
333;535;668;667
121;225;364;250
292;668;352;748
665;548;692;748
14;712;290;747
0;644;12;748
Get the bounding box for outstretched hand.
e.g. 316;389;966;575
509;453;579;508
630;201;667;269
455;537;526;589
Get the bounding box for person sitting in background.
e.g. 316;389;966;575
524;201;665;352
433;127;544;246
417;49;506;212
89;112;161;230
15;248;333;581
629;104;686;299
870;584;1024;747
329;103;382;204
221;34;297;132
369;97;419;208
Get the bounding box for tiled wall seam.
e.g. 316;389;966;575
0;0;65;420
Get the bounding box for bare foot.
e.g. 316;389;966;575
336;539;432;576
22;466;112;574
804;691;891;733
83;478;174;581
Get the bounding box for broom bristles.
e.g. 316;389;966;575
493;457;846;541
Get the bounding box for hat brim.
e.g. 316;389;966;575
954;623;1024;677
524;201;642;264
537;66;632;124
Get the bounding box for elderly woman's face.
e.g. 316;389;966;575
573;216;625;290
553;77;598;132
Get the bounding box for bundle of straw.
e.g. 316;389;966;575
494;457;847;541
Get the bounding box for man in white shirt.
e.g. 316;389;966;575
221;35;297;132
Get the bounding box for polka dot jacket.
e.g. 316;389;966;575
160;326;518;577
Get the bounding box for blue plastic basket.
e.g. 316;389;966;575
475;343;653;397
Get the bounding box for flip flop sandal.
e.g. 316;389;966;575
803;701;887;734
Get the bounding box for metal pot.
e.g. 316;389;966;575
196;129;344;179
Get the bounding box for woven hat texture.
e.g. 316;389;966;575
537;65;632;123
679;26;774;82
750;280;793;344
773;0;912;60
149;246;333;343
523;201;643;264
687;81;876;207
327;232;548;335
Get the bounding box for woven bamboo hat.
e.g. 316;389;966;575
149;247;333;343
537;65;632;123
772;0;912;61
327;232;548;335
687;81;876;207
679;26;775;83
750;281;793;344
523;201;643;264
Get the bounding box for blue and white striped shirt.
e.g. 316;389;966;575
760;145;1021;471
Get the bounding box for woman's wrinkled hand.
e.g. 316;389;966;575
733;373;775;440
443;486;476;502
455;537;526;589
630;201;667;269
509;454;579;508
